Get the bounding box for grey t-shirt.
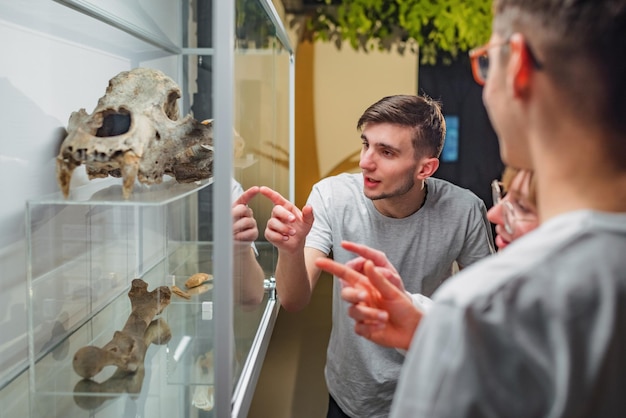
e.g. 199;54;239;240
391;210;626;417
305;173;494;418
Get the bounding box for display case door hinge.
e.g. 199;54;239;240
263;277;276;300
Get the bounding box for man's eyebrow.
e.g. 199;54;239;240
360;133;402;153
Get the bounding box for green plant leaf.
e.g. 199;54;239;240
295;0;493;65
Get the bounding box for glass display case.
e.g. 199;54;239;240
24;0;293;417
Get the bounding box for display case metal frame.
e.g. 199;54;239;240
211;3;294;413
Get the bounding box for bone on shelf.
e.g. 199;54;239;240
72;278;172;379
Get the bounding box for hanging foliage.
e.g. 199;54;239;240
297;0;493;65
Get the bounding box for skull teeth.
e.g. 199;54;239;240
74;149;87;161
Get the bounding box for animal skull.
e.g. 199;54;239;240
56;67;214;199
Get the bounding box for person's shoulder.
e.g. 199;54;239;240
309;173;365;212
428;177;477;196
435;212;626;308
427;177;484;207
431;233;547;308
538;211;626;278
314;172;362;190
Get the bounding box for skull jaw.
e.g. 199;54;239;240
56;149;141;199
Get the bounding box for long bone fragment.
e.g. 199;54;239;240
72;279;171;379
73;317;172;410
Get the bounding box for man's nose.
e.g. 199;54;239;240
359;149;375;170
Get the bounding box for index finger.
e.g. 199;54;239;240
345;256;366;272
234;186;260;206
341;241;388;266
259;186;290;206
363;262;406;300
316;257;368;288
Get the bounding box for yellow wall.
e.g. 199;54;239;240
295;40;419;206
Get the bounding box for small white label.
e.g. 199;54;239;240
202;301;213;320
168;274;176;286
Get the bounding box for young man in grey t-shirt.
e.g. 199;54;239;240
317;2;626;417
261;94;494;417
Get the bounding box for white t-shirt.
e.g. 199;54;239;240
391;210;626;417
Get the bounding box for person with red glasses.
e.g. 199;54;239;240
316;0;626;416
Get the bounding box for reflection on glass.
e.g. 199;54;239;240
182;0;290;398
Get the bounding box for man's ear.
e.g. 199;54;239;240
417;157;440;179
508;33;533;97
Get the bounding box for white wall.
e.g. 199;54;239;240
0;0;180;412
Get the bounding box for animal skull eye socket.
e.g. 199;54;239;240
164;91;180;121
96;109;131;137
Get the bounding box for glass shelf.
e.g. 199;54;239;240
28;240;272;418
33;176;213;206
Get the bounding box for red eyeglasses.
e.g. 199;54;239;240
469;36;543;86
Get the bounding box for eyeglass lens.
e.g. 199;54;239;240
492;180;516;234
491;180;502;206
477;54;489;82
502;201;515;235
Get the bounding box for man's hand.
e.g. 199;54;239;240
260;186;314;254
342;241;404;291
316;257;423;350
